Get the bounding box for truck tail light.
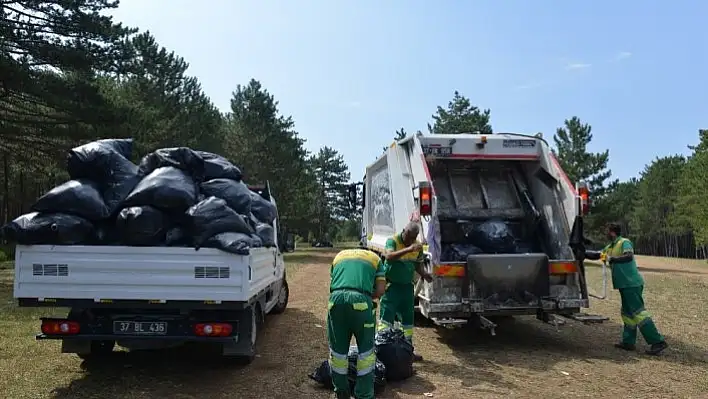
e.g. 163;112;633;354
549;261;579;275
194;323;233;337
576;181;590;215
419;181;432;216
41;319;80;335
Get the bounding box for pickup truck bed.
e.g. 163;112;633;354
14;245;279;308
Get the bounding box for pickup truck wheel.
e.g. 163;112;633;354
270;279;289;315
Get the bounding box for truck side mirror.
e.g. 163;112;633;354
347;184;357;206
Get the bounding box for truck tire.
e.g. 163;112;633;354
270;278;289;315
223;305;259;365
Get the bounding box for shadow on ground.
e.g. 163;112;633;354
420;315;707;392
49;308;330;399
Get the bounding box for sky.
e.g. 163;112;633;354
110;0;707;182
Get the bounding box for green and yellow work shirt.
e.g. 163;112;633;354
330;249;386;296
602;236;644;290
383;234;423;284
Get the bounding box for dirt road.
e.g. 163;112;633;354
1;250;706;398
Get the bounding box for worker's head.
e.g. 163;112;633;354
401;222;420;245
606;223;621;240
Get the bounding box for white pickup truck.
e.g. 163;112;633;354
13;185;289;363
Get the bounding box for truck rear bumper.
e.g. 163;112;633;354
419;297;589;317
36;334;236;344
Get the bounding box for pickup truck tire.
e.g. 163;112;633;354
270;278;289;315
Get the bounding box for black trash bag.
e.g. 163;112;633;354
255;223;275;247
0;212;94;245
308;350;387;394
466;219;519;254
203;232;259;255
250;191;277;224
165;227;190;246
441;243;484;262
185;197;254;249
31;179;110;221
375;328;414;382
196;151;242;181
199;178;252;215
138;147;205;181
102;155;142;215
67;138;134;179
115;206;168;246
122;167;198;212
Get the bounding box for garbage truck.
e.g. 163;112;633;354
348;132;607;334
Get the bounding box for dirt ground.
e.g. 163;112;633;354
0;250;706;399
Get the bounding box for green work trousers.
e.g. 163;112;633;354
327;290;376;399
378;283;415;341
619;286;664;346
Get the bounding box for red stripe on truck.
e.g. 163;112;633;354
447;154;538;160
549;152;577;195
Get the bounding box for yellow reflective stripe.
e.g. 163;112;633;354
328;302;334;310
635;310;652;325
375;276;386;281
332;249;381;270
352;302;369;311
329;350;349;374
363;323;375;328
611;238;631;256
403;326;413;338
377;320;392;331
356;349;376;375
621;315;636;327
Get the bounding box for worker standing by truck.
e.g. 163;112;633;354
586;223;668;355
378;222;433;362
327;248;387;399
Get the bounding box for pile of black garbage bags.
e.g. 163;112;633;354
0;138;277;256
309;328;414;394
441;219;538;261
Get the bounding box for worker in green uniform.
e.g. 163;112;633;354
327;248;387;399
586;223;668;355
377;222;433;362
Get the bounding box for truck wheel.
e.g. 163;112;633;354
270;279;289;315
224;305;259;365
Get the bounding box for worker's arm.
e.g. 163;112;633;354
414;251;433;282
384;239;421;261
584;250;602;261
609;240;634;264
373;259;387;299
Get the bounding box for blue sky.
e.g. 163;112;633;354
110;0;707;182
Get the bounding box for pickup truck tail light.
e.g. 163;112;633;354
41;319;80;335
194;323;233;337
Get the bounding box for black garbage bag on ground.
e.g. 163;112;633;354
0;212;94;245
308;346;387;393
31;179;110;221
199;178;252;215
196;151;242;181
115;206;169;246
465;219;519;254
185;197;254;249
254;223;275;247
203;232;262;255
441;243;484;262
375;328;414;382
67;138;134;180
122;167;198;212
138;147;205;181
250;191;277;224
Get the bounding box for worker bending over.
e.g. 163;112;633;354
327;248;387;399
586;223;668;355
378;222;433;362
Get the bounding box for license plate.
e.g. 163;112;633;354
423;146;452;156
113;321;167;335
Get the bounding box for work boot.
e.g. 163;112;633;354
646;341;668;356
614;342;636;351
413;353;424;362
